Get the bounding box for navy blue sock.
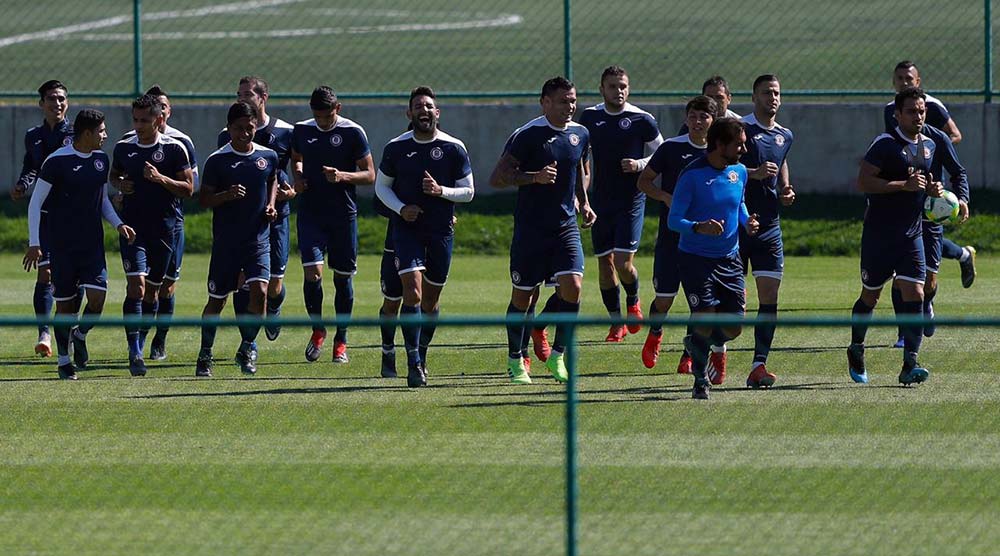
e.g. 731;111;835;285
648;299;665;335
333;275;354;343
233;287;250;317
901;300;923;353
267;284;286;317
553;298;581;353
941;238;964;260
923;287;937;315
77;304;101;335
140;300;158;336
600;285;621;316
379;307;396;350
123;297;142;355
621;268;640;307
400;304;422;366
33;281;53;335
851;298;874;345
891;287;904;339
506;302;526;360
240;320;261;344
200;317;218;353
753;303;778;364
154;295;175;338
303;278;325;333
686;332;710;384
521;301;536;356
419;309;439;366
533;292;560;333
54;319;71;358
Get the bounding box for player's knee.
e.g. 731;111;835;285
160;281;176;298
381;298;401;315
653;296;673;313
925;272;938;292
721;325;742;341
37;267;51;283
268;277;284;296
304;267;322;283
127;283;145;300
612;253;634;274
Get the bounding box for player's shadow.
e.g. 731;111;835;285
129;384;402;399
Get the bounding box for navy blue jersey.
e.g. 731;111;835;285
202;143;279;247
742;114;794;227
112;134;190;239
503;116;590;232
218;115;293;216
579;103;661;214
292;116;371;219
863;127;937;238
123;124;198;224
883;94;951;132
19;119;74;205
647;135;707;228
378;130;473;233
923;124;969;205
668;158;750;258
35;146;111;251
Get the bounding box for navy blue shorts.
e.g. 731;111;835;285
739;223;784;279
860;229;926;289
380;223;402;300
208;242;270;299
393;221;454;286
270;214;291;278
298;212;356;276
38;212;52;268
678;249;746;314
922;220;943;274
652;229;681;297
510;224;584;291
50;245;108;301
164;221;185;282
120;231;174;287
591;201;644;257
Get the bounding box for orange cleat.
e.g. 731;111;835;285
641;332;661;369
605;325;627;343
746;364;777;388
626;302;643;334
707;350;727;385
676;352;692;374
530;328;551;362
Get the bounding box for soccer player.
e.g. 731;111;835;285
375;195;404;378
23;109;136;379
739;74;795;388
636;95;716;372
490;76;596;385
375;86;475;388
847;86;944;386
678;76;741;134
196;101;279;377
10;80;74;357
291;86;374;364
667;117;760;400
218;76;297;347
884;61;962;143
110;94;194;377
579;65;663;342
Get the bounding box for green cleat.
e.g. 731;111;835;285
545;351;569;383
508;357;532;384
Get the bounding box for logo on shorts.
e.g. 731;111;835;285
255;157;268;170
430;147;444;160
511;270;521;284
861;269;869;283
394;257;400;270
208;280;216;293
568;134;580;146
727;170;739;183
330;134;343;147
652;277;658;289
151;149;165;163
774;134;785;147
62;137;73;146
380;279;386;293
618;118;632;130
94;159;105;171
688;293;700;307
123;260;131;272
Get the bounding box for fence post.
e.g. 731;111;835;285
565;322;578;556
133;0;143;97
563;0;573;81
987;0;994;102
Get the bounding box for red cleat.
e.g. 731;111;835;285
746;364;777;388
605;325;627;342
626;302;643;334
530;328;551;362
523;356;532;375
707;350;727;385
641;332;661;369
332;340;348;363
676;353;692;374
304;329;326;362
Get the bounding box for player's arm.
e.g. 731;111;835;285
198;162;244;208
576;157;596;228
323;154;376;186
623;133;665;173
290;148;307;193
857;160;925;194
11;137;36;200
637;166;670;205
666;175;697;234
938;137;971;222
265;170;279;222
109;156;134;194
375;170;422;222
489;153;556;188
778;160;795;206
23;177;52;270
144;162;194;197
100;183;135;243
941;118;962;144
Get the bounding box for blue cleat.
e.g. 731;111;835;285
892;334;904;349
898;351;929;386
847;343;868;383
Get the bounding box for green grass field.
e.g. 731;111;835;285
1;252;999;555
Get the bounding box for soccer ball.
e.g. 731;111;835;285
924;190;960;223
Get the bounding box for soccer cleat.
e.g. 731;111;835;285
706;350;727;385
332;341;349;364
923;301;935;338
546;351;569;383
692;380;710;400
531;328;551;362
641;332;661;369
605;325;626;343
57;363;78;381
847;343;868;383
128;355;147;377
746;364;777;389
35;330;52;357
304;329;326;362
898;351;929;386
523;356;532;375
195;355;214;378
418;361;429;386
265;306;282;341
960;246;976;288
380;350;397;378
676;352;692;375
71;330;89;370
406;363;424;388
626;302;643;334
508;357;532;384
149;334;167;361
235;344;257;375
892;334;904;349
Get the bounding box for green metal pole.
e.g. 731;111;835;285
565;323;578;556
987;0;994;102
133;0;143;97
563;0;572;81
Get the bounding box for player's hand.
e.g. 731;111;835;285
620;158;641;173
143;161;164;184
10;183;27;201
276;181;296;201
265;204;278;222
902;172;927;192
117;177;135;194
958;200;970;224
697;219;725;236
322;166;342;184
422;171;442;196
294;178;308;193
926;180;944;198
117;224;136;244
579;203;597;229
400;204;423;222
22;246;42;271
779;184;796;206
750;162;779;180
745;213;761;236
533;162;558;185
228;184;247;200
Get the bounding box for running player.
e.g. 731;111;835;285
679;76;741;134
291;86;374;364
579;65;663;342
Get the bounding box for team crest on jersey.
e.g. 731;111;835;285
255;157;268;170
430;147;444;161
94;159;105;171
727;170;739;183
151;149;165;163
330;134;343;147
265;133;275;146
208;280;216;293
618;118;632;130
511;271;521;284
688;293;699;307
775;134;785;147
62;137;73;146
569;134;580;146
923;146;931;159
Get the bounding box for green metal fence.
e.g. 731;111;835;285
0;0;996;100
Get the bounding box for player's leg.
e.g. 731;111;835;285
519;285;541;370
121;235;149;376
746;224;784;384
33;217;56;356
941;237;975;288
196;294;228;378
69;252;110;371
299;215;327;362
265;216;290;341
643;234;679;370
507;286;536;384
615;201;645;334
895;237;929;385
379;232;403;378
137;236;172;356
545;226;585;383
714;255;749;388
235;243;270;375
921;224;943;338
507;229;544;384
48;249;80;378
676;251;721;400
330;218;359;363
151;223;184;359
529;282;557;363
416;232;453;381
593;217;623;341
847;230;894;383
399;269;424;387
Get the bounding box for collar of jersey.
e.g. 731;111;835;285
683;134;707;149
601;103;634;116
68;146;94;158
743;113;780;131
894;126;922;144
255;115;270;131
411;131;440;144
225;142;257;156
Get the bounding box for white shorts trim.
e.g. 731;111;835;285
594;248;614;258
383;248;395;254
398;265;426;276
208;291;233;300
145;279;163;287
124;271;148;277
269;273;285;279
513;282;542;291
423;276;447;287
82;283;108;293
751;271;783;280
38;260;51;268
895;274;924;284
245;277;270;285
655;291;678;298
302;261;324;268
332;268;357;276
53;294;78;302
163;275;180;283
612;248;639;254
861;280;888;291
382;294;403;302
552;270;584;278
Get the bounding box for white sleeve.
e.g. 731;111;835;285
100;183;124;229
438;173;475;203
27;178;52;247
635;134;665;172
375;170;404;215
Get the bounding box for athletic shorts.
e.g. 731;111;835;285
393;220;454;286
164;220;185;282
510;224;584;291
50;245;108;301
380;222;402;301
739;222;784;279
921;220;943;274
678;249;746;315
120;231;174;287
298;212;356;276
270;214;291;278
37;211;52;268
591;201;644;257
208;241;270;299
652;229;681;297
860;228;925;289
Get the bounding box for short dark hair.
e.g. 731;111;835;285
752;74;779;93
38;80;67;100
707;117;745;151
408;86;436;109
541;76;575;99
895;60;917;73
686;95;717;116
227;101;258;125
73;109;104;138
145;84;167;98
310;86;339;110
132;94;163;117
600;65;627;84
701;76;729;95
894;86;926;111
239;75;268;97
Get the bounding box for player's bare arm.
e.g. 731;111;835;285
637;166;671;205
778;160;795;206
290;148;307;193
265;172;278;222
144;162;194;197
941;118;962;144
109;166;135;194
489;153;556;188
576;157;596;228
199;180;245;208
857;160;927;194
322;154;376;186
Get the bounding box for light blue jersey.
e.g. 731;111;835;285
668;157;749;258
